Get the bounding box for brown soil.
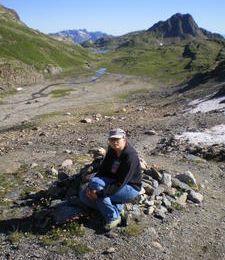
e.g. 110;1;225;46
0;74;224;259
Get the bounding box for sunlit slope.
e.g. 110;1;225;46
0;5;93;88
97;31;225;84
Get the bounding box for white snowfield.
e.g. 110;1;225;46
175;124;225;145
176;94;225;145
188;96;225;113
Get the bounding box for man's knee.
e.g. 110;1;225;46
88;177;106;190
89;176;114;190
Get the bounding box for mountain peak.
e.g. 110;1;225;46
49;29;111;44
147;13;223;40
0;4;22;23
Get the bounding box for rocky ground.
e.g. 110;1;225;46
0;73;224;259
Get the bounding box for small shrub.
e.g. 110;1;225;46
61;239;92;254
122;223;144;236
8;231;24;244
171;201;183;210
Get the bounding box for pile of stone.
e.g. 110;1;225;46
38;149;203;225
152;136;225;161
135;163;203;219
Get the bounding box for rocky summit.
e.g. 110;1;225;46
147;13;224;40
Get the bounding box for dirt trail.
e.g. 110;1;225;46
0;73;153;130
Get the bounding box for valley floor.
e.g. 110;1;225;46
0;73;224;259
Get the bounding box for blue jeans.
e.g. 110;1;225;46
79;177;139;223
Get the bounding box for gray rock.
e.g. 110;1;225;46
144;206;155;215
89;147;106;159
139;194;148;204
185;154;206;163
161;172;172;187
50;201;83;225
144;199;155;207
176;171;197;186
44;64;62;75
30;163;38;169
187;190;204;204
103;247;116;254
144;129;157;135
153;185;166;196
154;206;167;219
144;167;162;181
50;199;64;208
34;172;44;179
130;205;142;221
176;192;188;207
61;159;73;168
5;190;20;200
172;177;192;191
163;186;177;197
80;117;93;123
142;182;154;195
50;166;58;176
140;157;148;170
152;179;159;188
152;241;163;250
162;196;172;208
64;149;73;154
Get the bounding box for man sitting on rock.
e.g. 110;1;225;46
79;128;142;231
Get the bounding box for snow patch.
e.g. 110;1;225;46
175;124;225;145
187;95;225;113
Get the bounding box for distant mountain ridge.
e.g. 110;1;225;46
49;29;111;44
147;13;223;40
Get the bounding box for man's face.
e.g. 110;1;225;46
108;137;126;151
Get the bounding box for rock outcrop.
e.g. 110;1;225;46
0;60;43;91
147;13;224;40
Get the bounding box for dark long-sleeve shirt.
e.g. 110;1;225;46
95;143;142;196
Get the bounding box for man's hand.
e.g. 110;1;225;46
86;188;98;201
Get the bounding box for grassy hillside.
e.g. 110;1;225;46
94;32;225;85
0;4;224;89
0;5;95;89
0;19;91;70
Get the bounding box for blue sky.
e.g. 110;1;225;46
0;0;224;35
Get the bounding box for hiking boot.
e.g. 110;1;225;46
104;217;121;231
120;210;128;226
120;209;125;219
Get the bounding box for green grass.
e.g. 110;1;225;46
8;231;25;244
171;201;183;210
122;223;144;236
0;13;97;89
39;223;90;255
60;240;92;255
0;19;91;70
40;222;85;246
95;34;224;85
0;6;224;89
0;172;17;207
98;46;190;84
36;111;64;123
73;154;93;167
0;88;17;102
50;88;74;98
117;88;149;100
